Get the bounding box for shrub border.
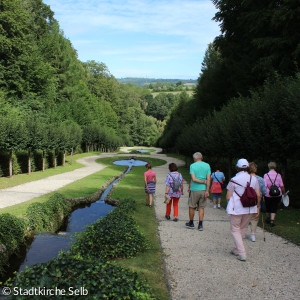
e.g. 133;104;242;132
0;169;127;278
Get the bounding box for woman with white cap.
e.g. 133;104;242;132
226;159;261;261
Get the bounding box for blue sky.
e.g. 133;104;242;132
43;0;221;79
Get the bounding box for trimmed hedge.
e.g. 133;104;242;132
0;214;25;275
10;199;153;299
0;152;21;176
12;254;153;299
26;193;72;232
0;150;67;177
70;199;148;260
0;194;72;276
16;151;37;173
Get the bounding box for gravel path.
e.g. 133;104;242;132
0;155;107;208
151;152;300;300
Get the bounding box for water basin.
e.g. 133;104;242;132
113;159;147;166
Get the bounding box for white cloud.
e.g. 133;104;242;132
44;0;220;78
46;0;219;43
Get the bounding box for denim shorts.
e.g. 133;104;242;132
212;193;222;200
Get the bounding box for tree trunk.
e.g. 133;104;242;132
9;151;13;178
42;151;45;172
28;149;31;175
54;150;57;169
70;148;73;165
63;150;66;167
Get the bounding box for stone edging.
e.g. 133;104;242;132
66;167;128;206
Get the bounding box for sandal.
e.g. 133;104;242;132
149;205;152;208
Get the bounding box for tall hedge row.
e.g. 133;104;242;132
160;74;300;206
175;75;300;161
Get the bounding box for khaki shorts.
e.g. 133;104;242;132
188;190;206;208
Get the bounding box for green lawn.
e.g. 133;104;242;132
0;161;124;217
258;207;300;245
109;156;169;300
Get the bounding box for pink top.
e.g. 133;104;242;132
264;170;284;197
144;170;156;182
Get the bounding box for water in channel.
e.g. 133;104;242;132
2;158;147;282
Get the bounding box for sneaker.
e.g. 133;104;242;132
231;249;239;256
237;255;246;261
213;205;216;208
198;223;203;231
217;204;221;209
173;218;178;222
165;215;170;220
185;222;195;229
249;234;256;242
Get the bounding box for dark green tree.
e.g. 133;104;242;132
0;113;28;177
212;0;300;96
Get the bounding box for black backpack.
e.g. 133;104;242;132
169;173;180;192
267;173;280;197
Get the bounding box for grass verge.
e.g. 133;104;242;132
0;152;101;189
109;156;169;300
0;158;123;217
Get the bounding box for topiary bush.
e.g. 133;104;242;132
33;150;49;171
26;194;72;232
0;151;21;176
26;202;49;231
16;151;37;173
12;254;154;299
116;198;137;212
70;199;148;260
0;214;25;276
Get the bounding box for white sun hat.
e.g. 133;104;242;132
236;158;249;168
281;191;289;207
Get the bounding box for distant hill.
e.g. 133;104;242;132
117;77;197;87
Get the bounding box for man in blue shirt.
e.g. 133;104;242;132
186;152;211;230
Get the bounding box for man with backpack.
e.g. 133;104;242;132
226;159;261;261
263;161;287;227
186;152;211;231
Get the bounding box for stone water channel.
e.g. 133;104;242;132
2;158;147;283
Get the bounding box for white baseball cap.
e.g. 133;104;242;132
236;158;249;168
